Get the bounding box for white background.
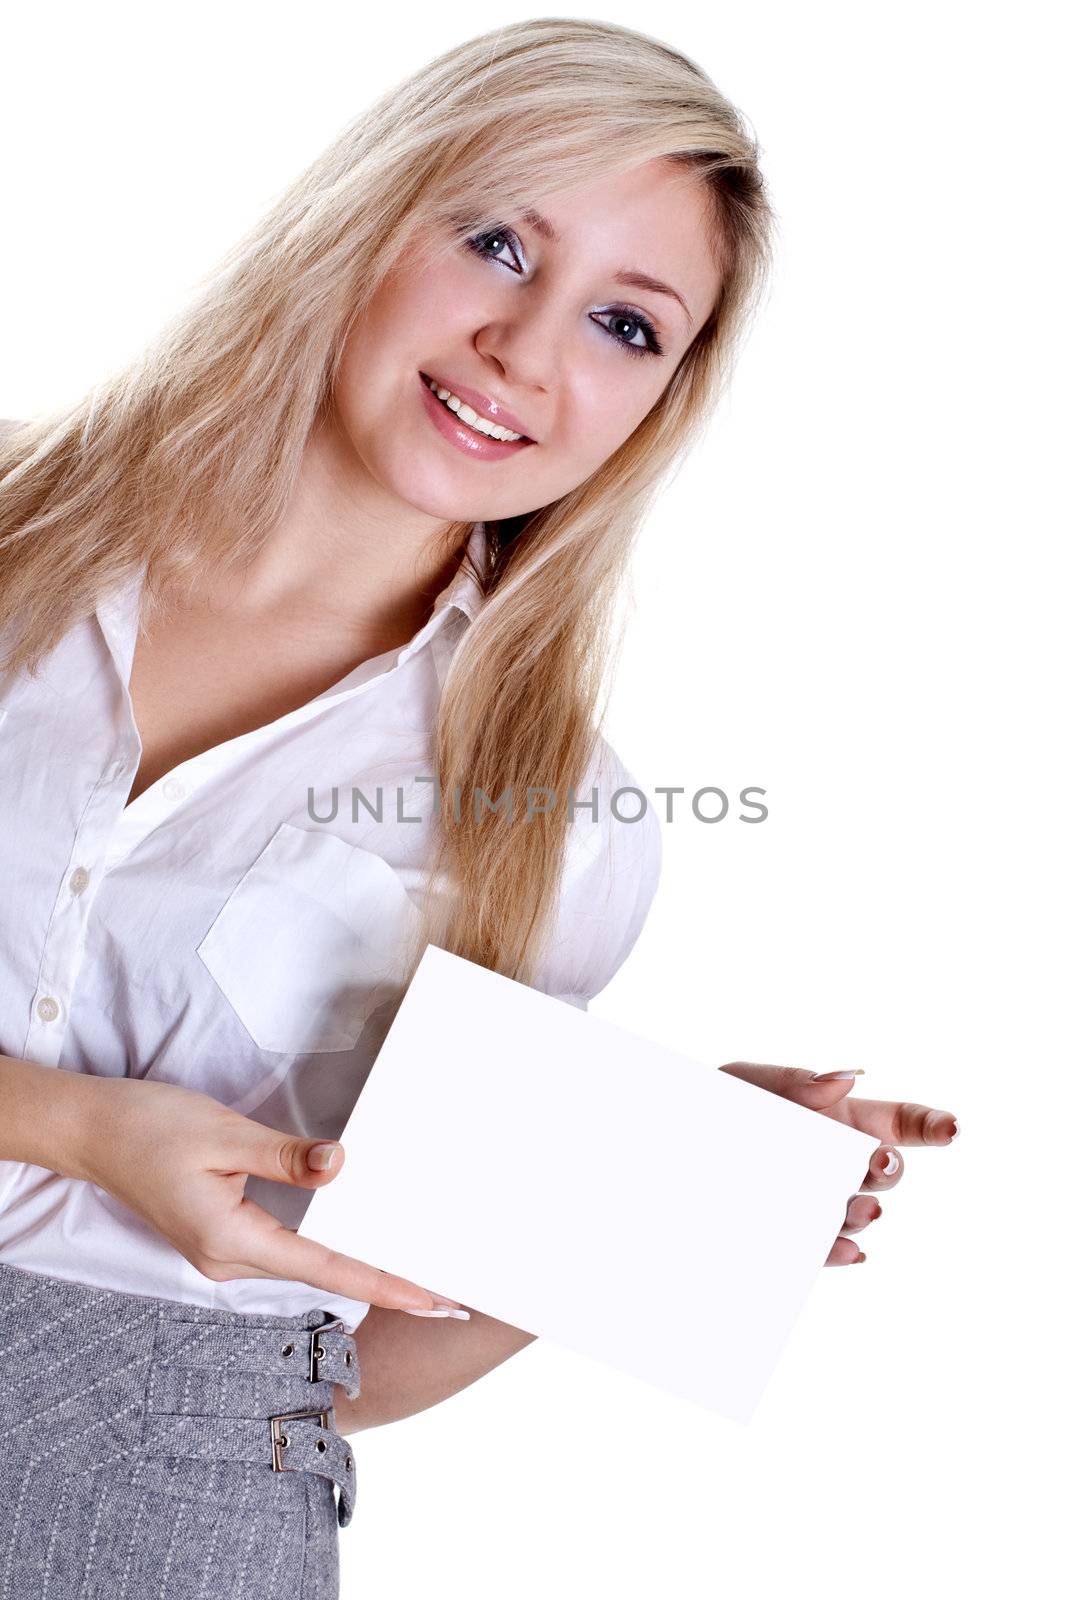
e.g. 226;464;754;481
3;3;1062;1596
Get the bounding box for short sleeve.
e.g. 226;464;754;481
528;735;662;1011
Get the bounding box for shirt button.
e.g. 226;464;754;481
36;996;61;1023
69;866;91;895
161;778;186;801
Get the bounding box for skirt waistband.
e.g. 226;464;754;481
0;1259;361;1528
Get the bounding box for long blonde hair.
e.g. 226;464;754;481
0;18;773;989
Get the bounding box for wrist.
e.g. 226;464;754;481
41;1066;108;1183
0;1055;100;1179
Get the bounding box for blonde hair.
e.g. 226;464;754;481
0;18;773;989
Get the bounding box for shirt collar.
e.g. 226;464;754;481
428;520;490;628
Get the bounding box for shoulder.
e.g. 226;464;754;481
530;732;662;1010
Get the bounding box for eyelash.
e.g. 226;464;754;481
464;226;665;359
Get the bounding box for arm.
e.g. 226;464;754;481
0;1054;463;1314
0;1052;99;1173
332;1302;537;1434
3;1051;530;1409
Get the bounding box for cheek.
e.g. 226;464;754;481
372;261;480;348
558;367;661;462
332;281;440;422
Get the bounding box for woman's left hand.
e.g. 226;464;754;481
717;1061;960;1265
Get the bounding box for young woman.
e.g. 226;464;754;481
0;16;958;1598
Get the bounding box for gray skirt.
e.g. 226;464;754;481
0;1259;362;1599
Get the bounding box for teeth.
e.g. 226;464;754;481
427;377;525;442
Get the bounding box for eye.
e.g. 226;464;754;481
465;226;524;274
589;309;663;359
464;227;665;359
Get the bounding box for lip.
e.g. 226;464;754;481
419;370;536;443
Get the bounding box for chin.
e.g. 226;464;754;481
375;466;477;526
368;442;472;516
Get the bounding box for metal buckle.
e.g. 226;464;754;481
308;1317;345;1382
269;1407;330;1472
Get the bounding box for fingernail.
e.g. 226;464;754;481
853;1252;867;1264
880;1149;900;1175
811;1070;863;1082
307;1143;339;1171
947;1118;961;1142
403;1306;471;1320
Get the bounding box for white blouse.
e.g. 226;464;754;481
0;521;661;1332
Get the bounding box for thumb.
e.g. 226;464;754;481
718;1060;865;1108
799;1068;866;1107
240;1126;346;1188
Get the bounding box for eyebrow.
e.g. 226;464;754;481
520;206;693;329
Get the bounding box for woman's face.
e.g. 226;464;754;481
330;156;725;524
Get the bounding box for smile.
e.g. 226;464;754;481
418;372;536;460
424;375;527;440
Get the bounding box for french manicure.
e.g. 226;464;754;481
307;1143;340;1171
879;1149;900;1175
811;1070;864;1082
403;1306;471;1319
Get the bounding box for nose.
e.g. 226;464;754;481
474;287;565;396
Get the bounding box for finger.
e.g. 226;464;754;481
825;1234;866;1266
840;1193;883;1234
827;1095;959;1148
858;1145;905;1192
717;1065;960;1149
207;1192;466;1313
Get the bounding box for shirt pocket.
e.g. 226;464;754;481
195;822;422;1055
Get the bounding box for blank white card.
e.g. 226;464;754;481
301;944;881;1424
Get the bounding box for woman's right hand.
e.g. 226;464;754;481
72;1073;467;1317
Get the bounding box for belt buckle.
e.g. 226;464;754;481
308;1317;345;1382
269;1407;331;1472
